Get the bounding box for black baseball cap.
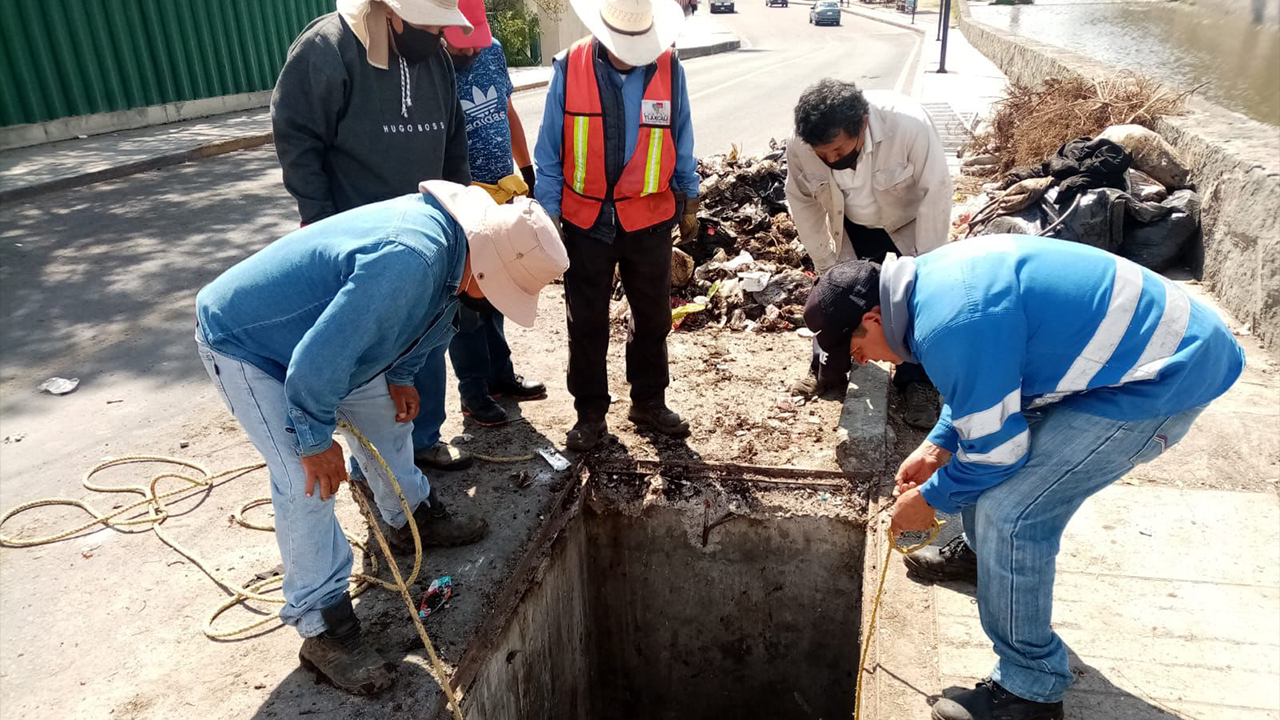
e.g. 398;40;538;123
803;260;882;360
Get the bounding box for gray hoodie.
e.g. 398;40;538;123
271;13;471;224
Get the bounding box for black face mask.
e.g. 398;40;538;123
458;291;495;315
450;52;479;71
393;23;441;63
822;145;860;171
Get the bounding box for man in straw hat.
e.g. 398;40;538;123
193;183;569;694
803;235;1243;720
533;0;702;451
272;0;479;475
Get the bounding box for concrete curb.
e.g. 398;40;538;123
511;77;552;94
677;38;743;59
0;132;274;204
835;362;893;477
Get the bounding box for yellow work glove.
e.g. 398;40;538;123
679;196;701;242
472;174;530;204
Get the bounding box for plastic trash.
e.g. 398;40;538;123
38;377;79;395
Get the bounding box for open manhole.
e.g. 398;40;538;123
450;459;873;720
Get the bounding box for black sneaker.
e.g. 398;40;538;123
932;678;1064;720
460;395;513;426
628;402;691;437
904;534;979;584
490;374;547;400
904;381;940;430
298;593;396;696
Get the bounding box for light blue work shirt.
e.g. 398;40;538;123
195;193;465;456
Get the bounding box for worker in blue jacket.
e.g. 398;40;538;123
804;235;1244;720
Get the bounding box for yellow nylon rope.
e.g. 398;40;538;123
854;520;945;720
0;422;471;719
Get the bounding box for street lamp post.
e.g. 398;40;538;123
938;0;951;73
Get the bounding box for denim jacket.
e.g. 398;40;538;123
196;193;465;456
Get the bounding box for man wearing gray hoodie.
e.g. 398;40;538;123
272;0;476;473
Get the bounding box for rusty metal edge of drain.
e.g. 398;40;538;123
589;457;875;489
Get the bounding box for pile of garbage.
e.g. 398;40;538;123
666;141;817;332
956;124;1201;272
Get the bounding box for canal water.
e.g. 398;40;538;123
970;0;1280;126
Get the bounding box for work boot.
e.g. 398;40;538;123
388;487;489;552
460;395;513;427
628;402;691;437
490;374;547;400
789;373;818;396
904;534;979;584
932;678;1064;720
789;371;848;399
298;593;396;696
903;381;940;430
566;417;608;452
414;441;473;471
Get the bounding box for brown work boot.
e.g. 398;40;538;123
628;402;691;437
298;593;396;696
387;487;488;553
414;441;473;471
566;417;608;452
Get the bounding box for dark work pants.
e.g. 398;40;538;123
564;221;675;421
448;306;516;404
810;219;932;390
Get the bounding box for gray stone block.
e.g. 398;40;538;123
836;361;891;475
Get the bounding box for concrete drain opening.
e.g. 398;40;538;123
453;459;872;720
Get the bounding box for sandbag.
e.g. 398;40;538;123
1098;124;1190;190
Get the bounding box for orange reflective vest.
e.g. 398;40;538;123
561;38;678;233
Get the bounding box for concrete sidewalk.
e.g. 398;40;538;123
0;18;740;204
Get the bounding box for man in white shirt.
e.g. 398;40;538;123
785;79;952;428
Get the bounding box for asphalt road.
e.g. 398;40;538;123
515;3;923;156
0;7;920;496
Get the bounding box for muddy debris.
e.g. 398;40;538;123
662;141;817;333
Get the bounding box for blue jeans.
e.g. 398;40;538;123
447;307;516;404
411;342;449;451
960;404;1205;703
196;336;431;637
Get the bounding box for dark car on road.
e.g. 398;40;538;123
766;0;788;7
809;0;841;24
711;0;735;11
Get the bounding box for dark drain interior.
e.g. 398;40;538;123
457;461;870;720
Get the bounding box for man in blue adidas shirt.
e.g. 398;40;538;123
805;235;1244;720
443;0;548;426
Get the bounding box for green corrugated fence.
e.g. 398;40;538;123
0;0;332;127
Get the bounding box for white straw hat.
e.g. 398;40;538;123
420;181;569;328
568;0;686;67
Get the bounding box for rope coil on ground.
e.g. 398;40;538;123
854;519;945;720
0;424;494;719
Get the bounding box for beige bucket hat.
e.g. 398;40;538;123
569;0;686;67
338;0;473;69
420;181;570;328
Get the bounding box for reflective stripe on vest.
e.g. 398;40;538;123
560;38;678;232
